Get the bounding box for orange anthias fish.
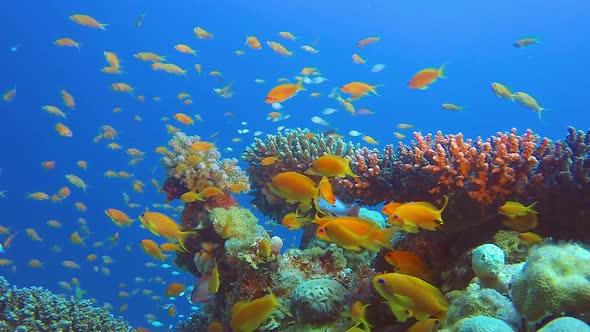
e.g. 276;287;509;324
266;41;293;56
265;79;305;110
305;155;359;178
245;36;262;49
105;209;134;226
230;292;282;332
165;282;186;297
498;201;539;218
315;215;396;252
267;172;332;214
408;65;446;89
194;27;213;39
356;36;381;47
350;301;372;331
386;195;449;233
138;212;197;251
384;251;433;283
373;273;448;322
503;213;538;231
69;14;108;30
140;239;169;261
340;82;381;101
513;37;541;48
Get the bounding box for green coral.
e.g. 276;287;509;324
493;230;528;264
510;242;590;323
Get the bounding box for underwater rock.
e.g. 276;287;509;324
449;315;514;332
537;316;590;332
290;279;348;325
510;242;590;323
471;244;505;281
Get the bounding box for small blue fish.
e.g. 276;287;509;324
318;197;360;217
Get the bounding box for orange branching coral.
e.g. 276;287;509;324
162;132;250;194
339;127;589;208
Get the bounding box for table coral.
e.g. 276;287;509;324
0;277;131;331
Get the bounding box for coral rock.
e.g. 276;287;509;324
290;279;348;325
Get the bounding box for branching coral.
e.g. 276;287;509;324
0;277;131;331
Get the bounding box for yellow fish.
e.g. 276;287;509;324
497;201;538;218
230;292;282;332
386;195;448;233
373;273;448;322
305;155;359;178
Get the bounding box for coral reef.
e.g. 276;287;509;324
471;244;505;281
290;279;348;326
447;315;514;332
537;317;590;332
162;132;250;195
444;284;521;330
242;128;358;220
510;242;590;324
0;276;131;331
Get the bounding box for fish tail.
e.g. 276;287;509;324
158;252;170;261
371;227;397;250
438;64;447;78
296;78;306;91
371;84;384;96
526;201;540;214
176;230;198;252
437;195;449;221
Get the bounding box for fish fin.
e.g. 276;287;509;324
386;300;413;322
371;227;397;250
437;64;447;78
413;312;431;322
176;230;198;252
526;201;540;214
401;223;420;233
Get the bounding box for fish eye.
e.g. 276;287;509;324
393;215;398;219
319;229;324;233
378;278;385;285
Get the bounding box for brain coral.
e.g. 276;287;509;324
510;242;590;322
290;279;348;325
451;315;514;332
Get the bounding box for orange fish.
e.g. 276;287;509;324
267;172;331;214
267;41;293;56
165;282;186;297
261;156;281;166
265;79;305;109
174;113;194;125
503;213;538;231
138;212;197;251
54;38;80;49
340;82;381;101
305;155;359;178
140;239;169;261
60;89;76;109
245;36;262;49
175;44;197;56
384;251;433;283
352;54;367;64
69;14;107;30
55;123;73;137
315;215;396;252
194;27;213;39
373;273;448;322
408;65;446;89
518;231;543;244
387;195;448;233
513;37;540;48
190;141;215;152
356;36;381;47
105;209;135;226
41;160;56;170
281;212;311;230
2;86;16;102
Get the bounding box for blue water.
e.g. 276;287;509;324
0;0;588;329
